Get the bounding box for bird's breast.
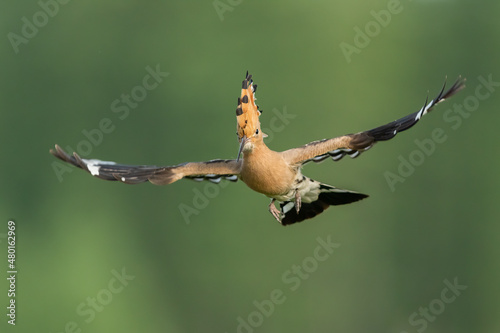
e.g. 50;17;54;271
239;149;296;197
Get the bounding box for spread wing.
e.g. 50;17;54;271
282;77;465;166
50;145;241;185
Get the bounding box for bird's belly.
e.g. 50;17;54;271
242;169;318;204
271;176;321;203
241;171;293;197
240;163;295;197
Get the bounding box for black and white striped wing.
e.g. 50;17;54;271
282;77;465;166
50;145;241;185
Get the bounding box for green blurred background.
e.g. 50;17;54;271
1;0;499;332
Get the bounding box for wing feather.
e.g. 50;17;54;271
50;145;241;185
282;77;465;165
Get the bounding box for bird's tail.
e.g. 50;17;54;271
279;181;368;225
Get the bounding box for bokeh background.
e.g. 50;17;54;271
1;1;499;332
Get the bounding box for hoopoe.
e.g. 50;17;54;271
51;72;465;225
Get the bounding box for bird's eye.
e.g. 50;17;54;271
255;129;259;135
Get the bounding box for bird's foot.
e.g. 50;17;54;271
268;199;284;223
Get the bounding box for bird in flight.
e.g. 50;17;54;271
51;73;465;225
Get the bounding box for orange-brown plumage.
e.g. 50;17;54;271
50;72;465;225
236;72;263;149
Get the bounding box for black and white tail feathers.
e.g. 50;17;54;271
279;182;368;225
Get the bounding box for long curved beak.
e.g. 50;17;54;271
236;135;247;162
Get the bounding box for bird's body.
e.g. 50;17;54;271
51;72;465;225
240;143;296;197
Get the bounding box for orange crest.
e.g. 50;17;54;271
236;72;262;140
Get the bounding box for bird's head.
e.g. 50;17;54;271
236;72;267;161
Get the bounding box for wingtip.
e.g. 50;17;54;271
72;152;88;171
440;76;466;101
433;78;448;103
50;144;59;156
454;76;467;92
423;93;429;108
50;144;74;163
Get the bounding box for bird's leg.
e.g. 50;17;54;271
268;199;283;223
295;190;302;214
